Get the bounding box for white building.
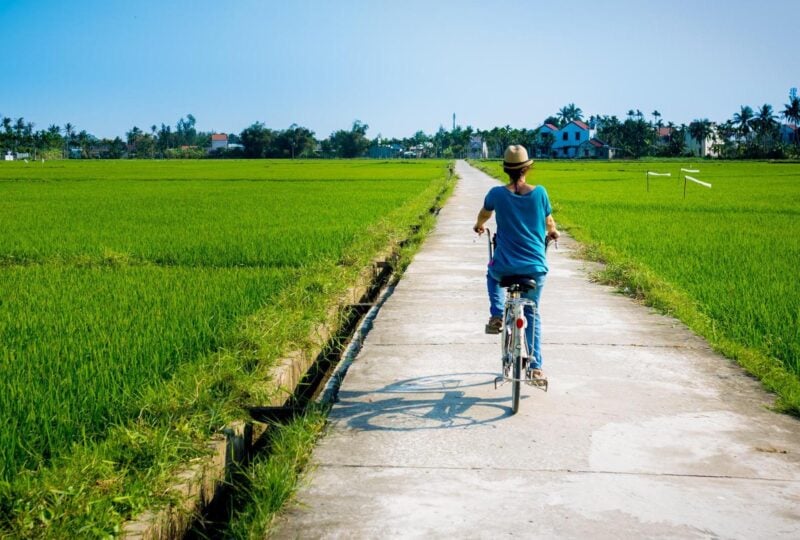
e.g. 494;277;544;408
683;128;718;157
210;133;228;151
4;151;13;161
467;135;488;159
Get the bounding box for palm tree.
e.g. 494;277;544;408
715;120;737;157
733;105;754;140
783;96;800;125
126;126;143;155
63;123;76;158
63;122;75;142
750;104;780;154
752;104;777;136
76;130;92;158
557;103;583;126
688;119;713;156
555;108;568;127
24;122;34;153
651;110;662;128
782;97;800;146
666;121;675;142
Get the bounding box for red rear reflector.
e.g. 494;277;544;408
516;318;525;329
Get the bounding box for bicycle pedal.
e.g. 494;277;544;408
527;378;548;391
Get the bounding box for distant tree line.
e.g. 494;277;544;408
2;92;798;160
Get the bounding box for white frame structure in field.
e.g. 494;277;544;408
684;174;712;198
646;171;671;192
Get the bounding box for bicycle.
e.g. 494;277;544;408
484;228;553;414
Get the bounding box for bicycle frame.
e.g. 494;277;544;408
486;228;549;414
503;292;536;371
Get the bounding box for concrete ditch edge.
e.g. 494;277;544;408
119;171;455;539
119;257;388;540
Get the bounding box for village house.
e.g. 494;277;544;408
656;126;673;145
533;123;558;157
578;137;615;159
536;120;611;158
210;133;228;152
467;134;488;159
683;128;718;157
537;123;559;140
551;120;595;157
368;143;402;158
780;124;798;145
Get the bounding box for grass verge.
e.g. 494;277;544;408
224;407;328;539
570;237;800;415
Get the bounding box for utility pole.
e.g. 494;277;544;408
452;113;456;132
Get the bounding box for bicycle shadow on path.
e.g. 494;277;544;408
330;372;524;431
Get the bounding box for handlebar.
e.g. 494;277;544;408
486;227;558;260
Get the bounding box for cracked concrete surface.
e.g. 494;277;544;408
272;161;800;539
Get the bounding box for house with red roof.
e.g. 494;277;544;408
210;133;228;152
534;119;613;158
551;120;595;158
656;126;674;144
578;137;615;159
533;123;559;157
539;122;559;137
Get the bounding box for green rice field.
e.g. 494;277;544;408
0;159;451;535
474;160;800;409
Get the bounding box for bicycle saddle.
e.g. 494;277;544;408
499;275;537;291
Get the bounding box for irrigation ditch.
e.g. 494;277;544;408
120;178;452;539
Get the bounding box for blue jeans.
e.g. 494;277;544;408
487;271;547;369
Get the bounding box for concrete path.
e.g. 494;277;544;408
273;161;800;539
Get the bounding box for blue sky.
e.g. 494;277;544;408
1;0;798;139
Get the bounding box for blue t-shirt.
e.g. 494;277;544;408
483;185;552;277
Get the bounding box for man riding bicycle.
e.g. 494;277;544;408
473;145;559;382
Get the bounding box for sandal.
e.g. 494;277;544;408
529;368;546;380
484;316;503;334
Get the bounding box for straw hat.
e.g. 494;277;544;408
503;145;532;170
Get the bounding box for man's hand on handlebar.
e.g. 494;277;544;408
546;230;560;250
473;223;486;235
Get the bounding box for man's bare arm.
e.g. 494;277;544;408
473;208;493;235
546;215;560;240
